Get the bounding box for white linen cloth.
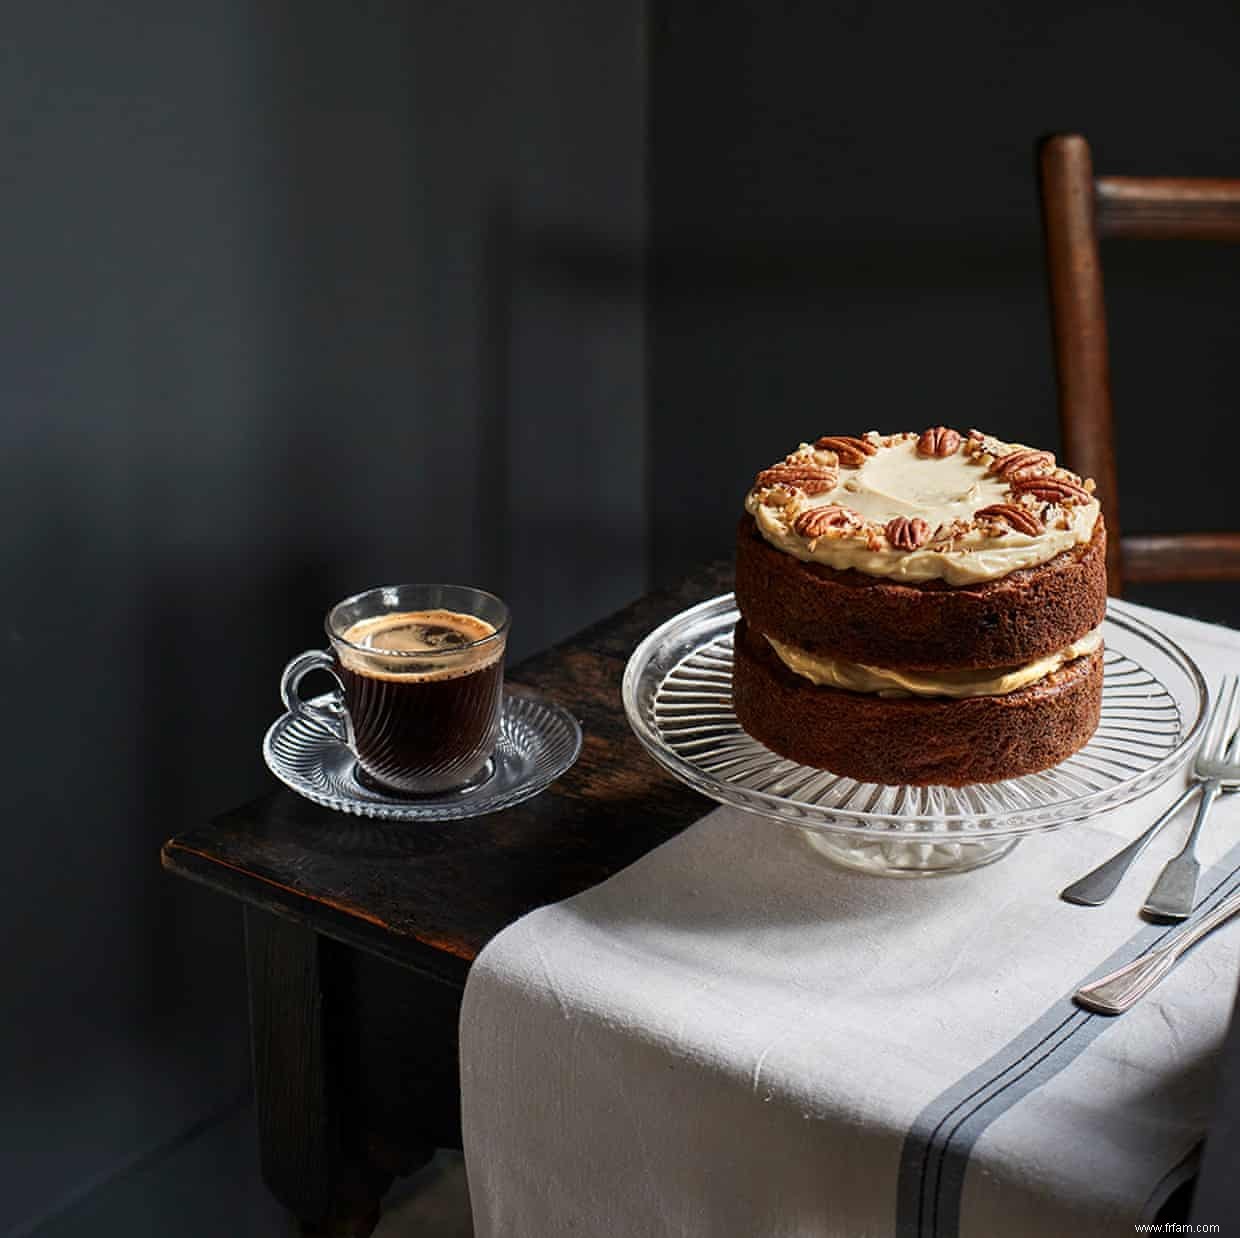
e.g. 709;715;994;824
460;601;1240;1238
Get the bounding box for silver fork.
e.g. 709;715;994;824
1143;675;1240;921
1061;682;1240;908
1060;785;1221;906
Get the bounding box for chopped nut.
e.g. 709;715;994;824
963;428;1007;462
762;487;797;508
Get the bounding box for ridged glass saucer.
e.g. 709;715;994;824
622;595;1207;876
263;690;582;821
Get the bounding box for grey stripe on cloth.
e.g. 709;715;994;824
895;838;1240;1238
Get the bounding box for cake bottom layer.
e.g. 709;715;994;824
731;619;1103;787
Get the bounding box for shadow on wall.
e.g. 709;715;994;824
5;0;646;1233
262;0;649;655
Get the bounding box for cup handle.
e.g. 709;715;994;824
280;650;348;741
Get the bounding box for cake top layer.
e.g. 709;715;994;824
744;428;1100;585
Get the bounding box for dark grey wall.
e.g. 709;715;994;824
3;3;644;1233
10;0;1240;1230
649;1;1240;625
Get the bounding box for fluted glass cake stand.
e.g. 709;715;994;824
622;595;1207;877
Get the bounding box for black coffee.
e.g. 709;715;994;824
335;609;503;794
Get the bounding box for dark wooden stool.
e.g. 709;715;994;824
162;565;727;1236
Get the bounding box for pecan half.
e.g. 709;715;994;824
916;426;962;458
1010;475;1092;504
794;504;860;538
885;516;931;549
812;435;877;467
754;462;838;495
975;503;1043;536
988;448;1054;480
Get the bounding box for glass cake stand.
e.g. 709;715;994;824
622;594;1207;876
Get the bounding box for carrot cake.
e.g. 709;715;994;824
732;428;1106;785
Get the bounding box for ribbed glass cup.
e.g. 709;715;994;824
280;584;510;796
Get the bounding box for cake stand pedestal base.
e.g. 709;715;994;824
802;830;1022;877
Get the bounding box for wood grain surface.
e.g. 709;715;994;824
163;564;729;987
1038;133;1240;595
1096;175;1240;241
1122;533;1240;583
1038;132;1123;595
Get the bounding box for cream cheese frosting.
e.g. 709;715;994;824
745;430;1100;586
765;627;1103;699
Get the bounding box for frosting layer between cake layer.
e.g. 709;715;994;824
764;627;1103;699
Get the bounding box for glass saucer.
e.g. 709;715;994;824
622;595;1208;876
263;689;582;822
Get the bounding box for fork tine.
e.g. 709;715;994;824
1199;680;1230;765
1207;675;1238;761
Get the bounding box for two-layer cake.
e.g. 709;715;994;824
732;428;1107;786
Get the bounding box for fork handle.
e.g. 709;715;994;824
1179;778;1219;860
1075;886;1240;1013
1059;784;1199;906
1142;780;1221;920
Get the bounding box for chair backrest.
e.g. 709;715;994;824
1037;133;1240;595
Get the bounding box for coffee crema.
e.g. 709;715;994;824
337;610;500;680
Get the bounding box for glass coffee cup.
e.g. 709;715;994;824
280;584;510;795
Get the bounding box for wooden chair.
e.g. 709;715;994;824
1037;133;1240;596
